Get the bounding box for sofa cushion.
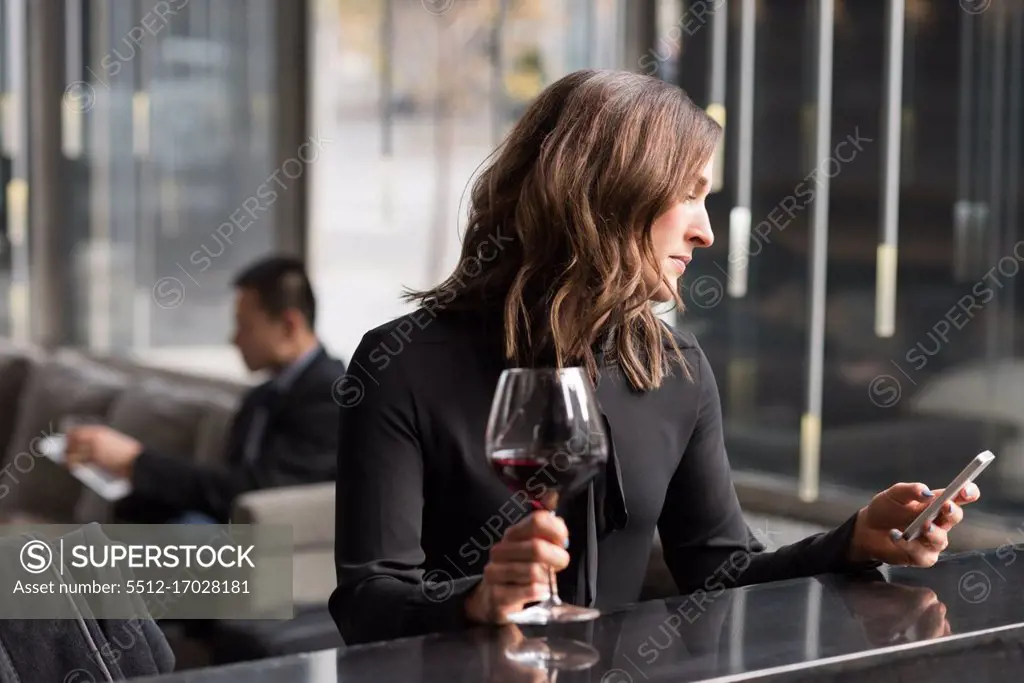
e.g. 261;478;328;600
107;377;212;455
0;342;42;459
194;392;242;466
0;350;130;521
88;356;245;467
74;377;237;523
233;483;337;606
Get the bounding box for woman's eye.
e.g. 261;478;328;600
684;194;699;203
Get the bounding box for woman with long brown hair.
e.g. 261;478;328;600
330;69;979;645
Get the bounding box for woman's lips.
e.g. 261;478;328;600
669;256;689;274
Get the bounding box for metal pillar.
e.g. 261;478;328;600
273;0;308;258
622;0;657;73
27;0;69;348
800;0;835;503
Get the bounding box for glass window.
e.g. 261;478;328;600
677;0;1024;518
310;0;625;360
68;0;280;354
818;0;1024;517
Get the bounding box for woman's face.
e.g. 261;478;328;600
647;158;716;302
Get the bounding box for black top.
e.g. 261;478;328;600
118;347;347;523
331;308;870;645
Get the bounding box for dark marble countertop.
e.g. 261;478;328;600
138;546;1024;682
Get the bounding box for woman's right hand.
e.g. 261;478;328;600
464;510;570;624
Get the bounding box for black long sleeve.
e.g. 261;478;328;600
329;309;882;646
331;331;483;645
657;346;878;595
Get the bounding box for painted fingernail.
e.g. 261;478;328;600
563;538;570;549
890;529;902;541
921;489;934;497
946;502;953;512
925;523;933;534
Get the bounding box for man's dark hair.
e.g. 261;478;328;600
233;256;316;328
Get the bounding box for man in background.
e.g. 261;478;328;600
65;256;345;523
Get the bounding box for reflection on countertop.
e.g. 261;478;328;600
136;548;1024;683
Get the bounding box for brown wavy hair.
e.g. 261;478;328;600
404;69;721;392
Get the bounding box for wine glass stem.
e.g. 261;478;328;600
539;494;564;609
547;565;562;607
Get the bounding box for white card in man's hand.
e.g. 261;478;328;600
40;435;132;502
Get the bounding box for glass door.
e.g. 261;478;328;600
676;0;814;487
817;0;1024;517
677;0;1024;518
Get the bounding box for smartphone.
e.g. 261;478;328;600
901;450;995;542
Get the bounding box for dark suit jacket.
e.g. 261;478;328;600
117;347;346;523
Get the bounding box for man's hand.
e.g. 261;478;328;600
849;482;980;567
65;425;143;480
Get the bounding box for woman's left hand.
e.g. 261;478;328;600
848;482;981;567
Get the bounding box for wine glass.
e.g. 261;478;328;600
491;627;599;683
504;639;600;682
486;367;609;627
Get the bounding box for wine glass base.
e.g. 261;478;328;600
506;603;601;625
505;637;601;671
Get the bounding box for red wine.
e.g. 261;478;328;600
490;447;603;508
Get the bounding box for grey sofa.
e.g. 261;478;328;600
0;340;245;524
0;340;346;666
0;339;345;605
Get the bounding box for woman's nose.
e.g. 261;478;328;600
687;217;714;249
